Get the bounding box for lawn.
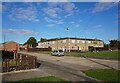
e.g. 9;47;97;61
11;76;71;83
82;69;119;83
65;50;120;58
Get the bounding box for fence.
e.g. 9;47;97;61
2;53;37;73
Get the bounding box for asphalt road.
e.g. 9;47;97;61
2;51;118;82
19;51;118;70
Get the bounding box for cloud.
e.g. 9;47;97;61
57;20;64;24
65;13;73;18
47;0;69;2
42;2;79;26
92;2;117;13
1;29;37;35
43;8;58;17
42;2;79;20
23;0;44;2
8;5;38;21
71;21;75;24
42;5;63;18
44;17;64;24
99;0;119;2
48;24;56;27
75;24;80;27
94;28;104;32
93;25;104;32
94;25;102;28
63;2;75;13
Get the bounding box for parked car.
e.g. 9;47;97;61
51;50;64;56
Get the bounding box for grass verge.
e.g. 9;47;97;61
65;50;120;58
82;69;119;83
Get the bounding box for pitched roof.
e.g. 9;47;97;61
38;37;103;43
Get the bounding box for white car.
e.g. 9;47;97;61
51;50;64;56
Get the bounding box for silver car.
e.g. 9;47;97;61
51;50;64;56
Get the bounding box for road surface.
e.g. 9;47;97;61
2;51;118;82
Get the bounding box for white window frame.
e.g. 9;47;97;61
71;40;75;43
88;41;91;43
52;41;55;44
63;40;66;43
77;40;80;43
82;41;85;43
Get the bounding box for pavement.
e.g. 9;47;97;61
2;69;51;81
1;51;119;82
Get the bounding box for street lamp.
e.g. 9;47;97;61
85;37;87;51
67;28;70;52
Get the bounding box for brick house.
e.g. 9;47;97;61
0;41;20;52
37;37;104;52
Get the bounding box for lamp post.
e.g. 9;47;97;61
85;37;87;51
56;38;58;50
67;28;70;52
3;32;6;51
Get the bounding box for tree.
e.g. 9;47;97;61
109;40;120;50
27;37;38;47
40;38;47;42
104;43;110;50
23;42;27;45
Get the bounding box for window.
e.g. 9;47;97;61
63;40;66;43
38;43;41;45
82;41;85;43
77;40;80;43
59;50;63;52
88;41;91;43
52;41;55;44
72;46;74;48
72;40;75;43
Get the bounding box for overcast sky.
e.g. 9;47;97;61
1;2;118;44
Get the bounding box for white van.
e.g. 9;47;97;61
51;50;64;56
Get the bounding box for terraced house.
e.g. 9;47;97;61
37;37;104;52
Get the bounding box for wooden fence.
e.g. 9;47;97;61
2;53;37;73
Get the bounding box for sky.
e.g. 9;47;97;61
1;2;118;44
